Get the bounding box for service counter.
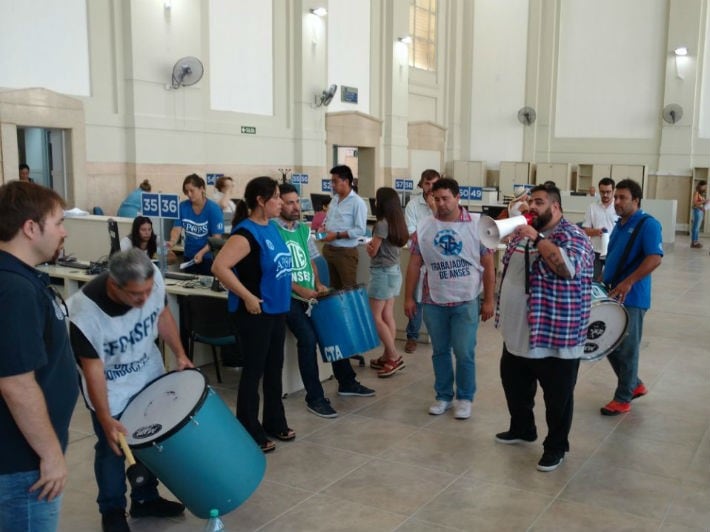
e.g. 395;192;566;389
37;264;333;395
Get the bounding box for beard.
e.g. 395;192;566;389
531;208;552;231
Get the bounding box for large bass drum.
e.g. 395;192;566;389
120;370;265;518
582;282;629;361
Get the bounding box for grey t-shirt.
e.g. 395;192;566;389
371;219;401;268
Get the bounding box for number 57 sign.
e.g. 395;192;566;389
142;193;180;219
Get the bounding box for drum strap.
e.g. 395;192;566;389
609;215;649;289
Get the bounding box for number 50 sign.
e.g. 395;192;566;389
142;193;179;219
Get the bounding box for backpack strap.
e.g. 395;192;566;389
609;214;649;288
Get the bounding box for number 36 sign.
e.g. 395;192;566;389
142;193;179;219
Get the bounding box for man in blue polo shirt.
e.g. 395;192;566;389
0;181;79;531
600;179;663;415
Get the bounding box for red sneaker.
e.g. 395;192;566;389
631;384;648;400
600;400;631;416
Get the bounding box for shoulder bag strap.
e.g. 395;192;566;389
609;215;649;288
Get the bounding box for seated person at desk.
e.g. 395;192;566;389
310;195;331;231
67;249;193;532
120;216;177;264
117;179;151;218
212;176;236;234
168;174;224;275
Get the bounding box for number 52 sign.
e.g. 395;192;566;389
142;193;180;219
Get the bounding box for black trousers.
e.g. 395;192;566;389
233;311;288;445
499;344;580;453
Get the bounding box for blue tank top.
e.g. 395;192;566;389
228;219;292;314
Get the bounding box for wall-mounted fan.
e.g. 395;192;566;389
662;103;683;124
171;57;204;89
315;84;338;107
517;106;536;125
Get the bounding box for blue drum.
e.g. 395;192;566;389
120;370;265;519
310;285;379;362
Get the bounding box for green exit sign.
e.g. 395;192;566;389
241;126;256;135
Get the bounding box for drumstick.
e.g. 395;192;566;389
117;432;137;466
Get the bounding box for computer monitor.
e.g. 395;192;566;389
300;197;313;212
310;193;332;214
108;219;121;258
368;198;377;216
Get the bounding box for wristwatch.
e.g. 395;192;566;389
533;233;545;247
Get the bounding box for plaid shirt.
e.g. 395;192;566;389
496;217;593;349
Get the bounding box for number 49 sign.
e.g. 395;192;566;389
142;193;179;219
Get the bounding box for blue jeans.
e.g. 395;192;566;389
406;302;423;340
606;306;646;403
422;299;480;402
285;299;327;405
91;411;159;514
691;207;704;243
0;470;62;532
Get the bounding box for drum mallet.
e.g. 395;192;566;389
117;432;150;489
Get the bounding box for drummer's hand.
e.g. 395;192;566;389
101;418;127;457
404;297;417;319
315;282;329;295
244;294;263;315
175;353;194;370
609;279;633;304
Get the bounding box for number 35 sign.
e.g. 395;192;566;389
142;193;179;219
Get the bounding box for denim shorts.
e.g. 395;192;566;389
368;265;402;300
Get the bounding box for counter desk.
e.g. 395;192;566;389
37;264;333;395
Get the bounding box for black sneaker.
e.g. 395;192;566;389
102;509;130;532
129;497;185;518
337;382;375;397
307;398;338;418
495;430;537;444
536;450;565;472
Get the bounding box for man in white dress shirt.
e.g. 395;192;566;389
582;177;618;280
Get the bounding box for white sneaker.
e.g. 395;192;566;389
454;400;472;419
428;400;453;415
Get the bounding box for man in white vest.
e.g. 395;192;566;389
68;249;193;532
404;178;496;420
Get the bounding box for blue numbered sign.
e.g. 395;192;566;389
159;194;179;219
394;179;405;191
405;180;414;191
470;187;483;200
142;193;160;217
141;193;179;219
460;187;471;200
322;179;332;192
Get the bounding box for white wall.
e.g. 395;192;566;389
699;3;710;139
209;0;273;115
469;0;529;167
555;0;666;138
327;0;370;113
0;0;90;96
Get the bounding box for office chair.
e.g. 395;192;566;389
183;295;238;383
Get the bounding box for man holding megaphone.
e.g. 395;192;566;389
493;183;593;473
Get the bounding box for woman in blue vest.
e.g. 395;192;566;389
212;177;293;453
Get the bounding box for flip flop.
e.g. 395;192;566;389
269;429;296;442
260;440;276;453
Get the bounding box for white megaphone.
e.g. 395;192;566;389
479;213;533;249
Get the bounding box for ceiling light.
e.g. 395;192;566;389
398;36;412;45
674;46;688;56
310;7;327;17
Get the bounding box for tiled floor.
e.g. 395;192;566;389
60;234;710;531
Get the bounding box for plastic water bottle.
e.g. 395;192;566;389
204;509;225;532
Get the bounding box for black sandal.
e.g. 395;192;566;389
260;440;276;453
269;428;296;441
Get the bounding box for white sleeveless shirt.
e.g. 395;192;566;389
416;215;484;304
69;269;166;416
